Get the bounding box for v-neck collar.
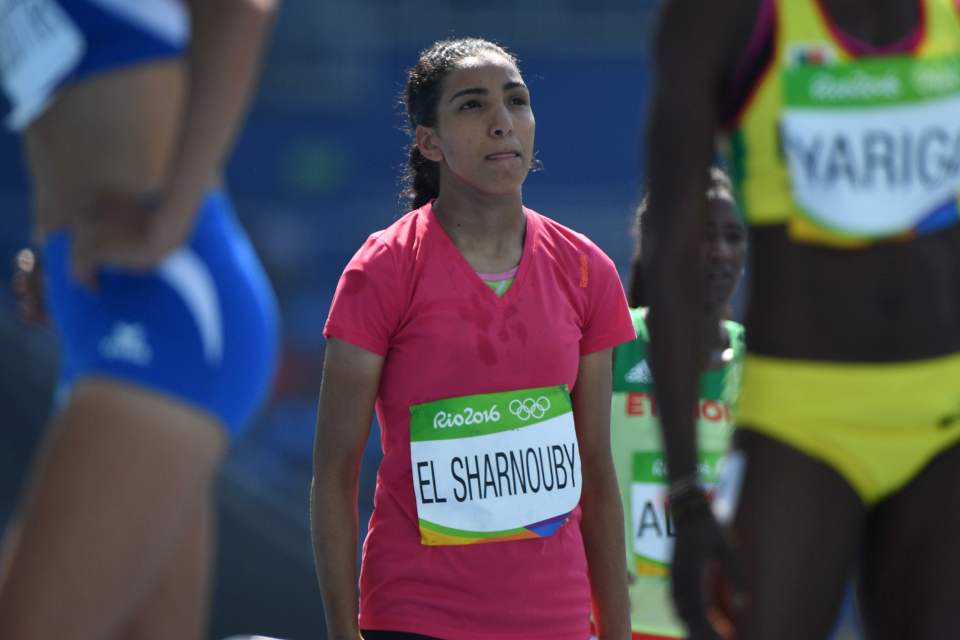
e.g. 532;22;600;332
423;201;538;307
811;0;926;57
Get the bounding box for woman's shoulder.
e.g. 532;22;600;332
722;318;747;363
351;205;435;270
342;208;432;286
723;318;746;344
525;207;612;262
367;205;429;249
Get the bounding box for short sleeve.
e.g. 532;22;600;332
579;249;636;356
323;233;405;357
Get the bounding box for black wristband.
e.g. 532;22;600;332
667;482;711;527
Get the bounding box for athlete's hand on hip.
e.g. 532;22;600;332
670;487;745;640
11;248;47;327
71;191;187;287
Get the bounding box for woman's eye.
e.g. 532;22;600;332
459;99;482;111
511;95;529;106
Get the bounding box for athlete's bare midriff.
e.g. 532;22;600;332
24;60;186;237
745;224;960;362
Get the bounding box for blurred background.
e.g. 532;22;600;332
0;2;859;639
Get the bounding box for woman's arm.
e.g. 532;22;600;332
575;348;631;640
71;0;281;283
645;2;752;637
157;0;280;246
311;338;383;640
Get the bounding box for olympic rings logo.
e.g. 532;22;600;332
508;396;551;421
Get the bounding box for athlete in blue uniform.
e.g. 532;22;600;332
0;1;280;638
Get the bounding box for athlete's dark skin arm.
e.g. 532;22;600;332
575;349;631;640
644;0;754;637
311;338;382;640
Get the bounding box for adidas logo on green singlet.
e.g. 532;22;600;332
625;360;653;384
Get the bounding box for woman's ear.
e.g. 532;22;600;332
416;125;444;163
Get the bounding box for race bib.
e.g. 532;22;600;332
409;385;581;546
0;0;85;130
630;451;722;577
781;55;960;239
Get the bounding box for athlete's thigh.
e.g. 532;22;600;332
860;440;960;640
0;379;225;640
112;486;216;640
731;429;866;640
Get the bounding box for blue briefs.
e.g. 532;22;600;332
42;189;280;437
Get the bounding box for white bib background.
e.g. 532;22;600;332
0;0;85;129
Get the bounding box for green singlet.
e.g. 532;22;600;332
610;308;745;638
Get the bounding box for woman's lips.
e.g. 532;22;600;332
707;273;735;290
485;151;521;161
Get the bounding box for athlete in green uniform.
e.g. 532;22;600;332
610;168;746;640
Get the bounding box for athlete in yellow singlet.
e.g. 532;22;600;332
646;1;960;639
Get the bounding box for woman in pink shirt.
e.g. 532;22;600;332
312;38;635;640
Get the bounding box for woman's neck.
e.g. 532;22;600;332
432;186;526;273
818;0;921;48
646;307;729;370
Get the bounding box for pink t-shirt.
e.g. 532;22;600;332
324;202;635;640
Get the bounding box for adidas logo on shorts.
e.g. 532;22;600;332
98;322;153;366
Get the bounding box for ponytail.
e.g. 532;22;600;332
405;145;440;209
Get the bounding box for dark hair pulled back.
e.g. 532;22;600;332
627;167;738;308
401;38;518;210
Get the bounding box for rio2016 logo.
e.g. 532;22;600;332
508;396;551;421
433;405;501;429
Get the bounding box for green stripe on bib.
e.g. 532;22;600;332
632;451;724;484
784;55;960;108
410;385;571;442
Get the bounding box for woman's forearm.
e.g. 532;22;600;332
644;0;717;486
158;0;279;244
310;474;361;640
581;468;631;640
310;339;383;640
